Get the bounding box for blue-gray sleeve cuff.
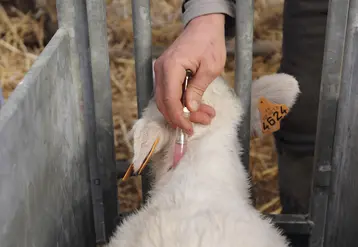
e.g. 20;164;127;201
181;0;236;38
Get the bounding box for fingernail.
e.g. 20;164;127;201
208;110;216;118
189;100;199;111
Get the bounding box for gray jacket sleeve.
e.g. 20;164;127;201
181;0;236;38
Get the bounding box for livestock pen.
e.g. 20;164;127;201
0;0;357;246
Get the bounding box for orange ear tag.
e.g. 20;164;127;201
258;97;289;134
121;137;160;182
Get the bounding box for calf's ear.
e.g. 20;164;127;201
250;73;300;138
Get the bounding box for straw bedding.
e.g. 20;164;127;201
0;0;285;215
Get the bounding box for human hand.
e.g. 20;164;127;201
153;13;227;135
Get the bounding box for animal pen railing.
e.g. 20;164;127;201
0;0;357;247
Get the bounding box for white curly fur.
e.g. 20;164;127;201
107;72;300;247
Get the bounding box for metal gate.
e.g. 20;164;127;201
0;0;117;246
0;0;357;246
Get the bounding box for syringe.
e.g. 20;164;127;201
172;69;192;169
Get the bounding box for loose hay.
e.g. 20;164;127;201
0;0;285;215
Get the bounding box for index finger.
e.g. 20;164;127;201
162;64;194;134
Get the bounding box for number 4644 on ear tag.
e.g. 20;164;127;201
258;97;289;134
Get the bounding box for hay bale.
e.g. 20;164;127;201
0;0;285;214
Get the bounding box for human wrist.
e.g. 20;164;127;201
187;13;225;29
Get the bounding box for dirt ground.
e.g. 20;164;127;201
0;0;285;214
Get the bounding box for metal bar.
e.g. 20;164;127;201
235;0;254;171
131;0;154;204
323;0;358;245
86;0;118;242
0;87;4;110
57;0;106;243
268;214;313;235
131;0;154;116
308;0;351;246
147;40;279;58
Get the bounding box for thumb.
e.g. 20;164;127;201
185;68;213;112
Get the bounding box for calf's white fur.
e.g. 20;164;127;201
107;73;300;247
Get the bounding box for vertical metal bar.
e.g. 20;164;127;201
308;0;350;246
0;87;4;110
131;0;154;117
86;0;118;242
57;0;105;244
235;0;254;171
322;0;358;245
131;0;154;204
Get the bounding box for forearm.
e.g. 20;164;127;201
181;0;236;38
